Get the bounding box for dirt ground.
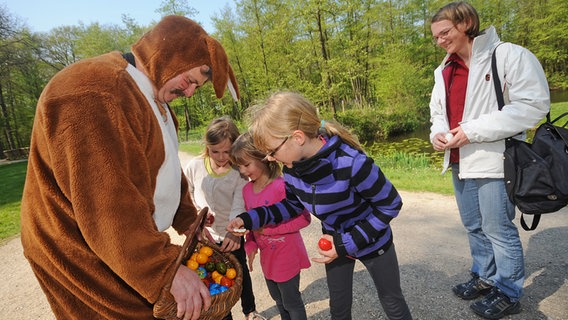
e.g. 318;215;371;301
1;152;567;319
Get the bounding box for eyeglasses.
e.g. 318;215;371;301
264;136;289;160
432;26;455;44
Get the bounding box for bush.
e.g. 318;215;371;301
335;110;381;143
335;109;425;144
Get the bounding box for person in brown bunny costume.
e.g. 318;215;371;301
20;15;239;320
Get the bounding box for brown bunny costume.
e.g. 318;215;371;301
20;16;238;319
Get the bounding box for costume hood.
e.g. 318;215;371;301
132;15;239;100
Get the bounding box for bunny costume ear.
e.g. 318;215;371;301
132;15;240;100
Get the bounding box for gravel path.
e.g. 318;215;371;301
2;152;567;319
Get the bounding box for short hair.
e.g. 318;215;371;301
431;2;480;39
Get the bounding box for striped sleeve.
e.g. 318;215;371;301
340;154;402;255
238;186;305;231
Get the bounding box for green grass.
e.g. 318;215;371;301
382;166;454;194
549;101;568;122
179;140;205;155
0;161;27;243
2;102;566;242
373;152;454;195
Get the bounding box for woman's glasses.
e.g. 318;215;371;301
432;26;455;44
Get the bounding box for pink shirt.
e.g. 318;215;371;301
243;177;311;282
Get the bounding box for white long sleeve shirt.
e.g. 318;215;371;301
184;156;248;242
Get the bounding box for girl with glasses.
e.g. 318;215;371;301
227;91;412;320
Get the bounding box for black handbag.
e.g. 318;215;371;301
492;45;568;230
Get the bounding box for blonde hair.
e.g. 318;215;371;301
432;2;480;39
231;131;281;180
248;91;362;152
201;116;240;161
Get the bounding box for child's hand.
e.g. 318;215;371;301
226;218;246;235
205;213;215;227
311;234;339;264
247;250;257;271
220;232;241;252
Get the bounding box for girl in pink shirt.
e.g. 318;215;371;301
232;132;311;320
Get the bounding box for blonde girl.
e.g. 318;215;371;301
228;92;412;320
184;116;264;320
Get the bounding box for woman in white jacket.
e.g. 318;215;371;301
429;2;549;319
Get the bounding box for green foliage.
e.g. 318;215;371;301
335;107;426;144
0;161;27;241
335;109;381;143
368;136;444;169
156;0;198;17
2;0;568;160
366;135;452;194
380;163;454;195
75;23;129;58
374;151;431;170
508;0;568;88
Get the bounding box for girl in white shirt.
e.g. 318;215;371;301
185;116;265;320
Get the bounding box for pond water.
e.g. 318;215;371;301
371;125;441;166
551;88;568;103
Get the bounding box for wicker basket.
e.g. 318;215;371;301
153;208;243;320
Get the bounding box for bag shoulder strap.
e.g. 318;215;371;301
491;43;506;111
491;44;517;149
493;43;552;123
521;213;541;231
551;111;568;127
546;113;568;149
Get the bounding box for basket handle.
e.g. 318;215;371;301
153;207;209;319
166;207;209;285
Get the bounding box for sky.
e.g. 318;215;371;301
1;0;233;33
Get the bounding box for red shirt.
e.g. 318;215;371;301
442;53;469;163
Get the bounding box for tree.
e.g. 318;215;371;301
35;26;81;72
0;7;40;159
2;0;567;153
156;0;198;18
513;0;568;88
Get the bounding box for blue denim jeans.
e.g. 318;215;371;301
451;164;525;301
